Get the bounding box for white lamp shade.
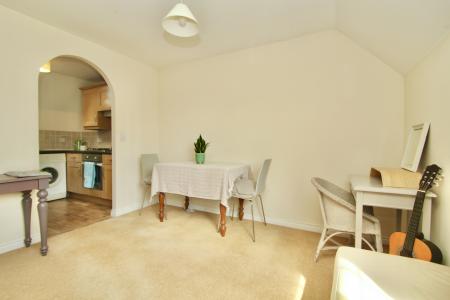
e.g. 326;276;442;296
40;62;51;73
162;3;199;38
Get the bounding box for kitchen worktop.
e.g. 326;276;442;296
39;149;112;155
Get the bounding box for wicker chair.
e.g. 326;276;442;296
311;177;383;262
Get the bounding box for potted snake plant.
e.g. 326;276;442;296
194;135;209;164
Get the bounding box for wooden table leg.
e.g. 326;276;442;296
238;198;244;221
219;204;227;237
159;192;165;222
185;196;190;210
22;190;32;247
37;189;48;256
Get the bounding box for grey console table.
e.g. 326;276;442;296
0;174;51;256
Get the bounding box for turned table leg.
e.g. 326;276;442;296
239;198;244;221
185;196;190;210
37;189;48;256
159;192;165;222
219;204;227;237
22;190;32;247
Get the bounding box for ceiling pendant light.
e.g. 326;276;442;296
162;1;199;38
39;62;51;73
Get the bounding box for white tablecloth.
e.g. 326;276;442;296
150;162;250;207
331;247;450;300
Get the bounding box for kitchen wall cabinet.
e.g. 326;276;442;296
99;86;111;111
81;84;111;130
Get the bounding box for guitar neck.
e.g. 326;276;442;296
402;191;426;253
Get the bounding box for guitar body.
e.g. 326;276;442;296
388;164;444;264
389;232;443;264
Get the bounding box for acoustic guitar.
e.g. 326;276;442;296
389;164;443;263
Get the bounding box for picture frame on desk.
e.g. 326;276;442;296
401;121;430;172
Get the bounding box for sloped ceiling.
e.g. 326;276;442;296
1;0;449;73
337;0;450;74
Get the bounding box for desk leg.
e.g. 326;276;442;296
422;197;432;240
185;196;190;210
238;198;244;221
22;190;32;247
355;196;363;249
159;192;165;222
37;189;48;256
219;204;227;237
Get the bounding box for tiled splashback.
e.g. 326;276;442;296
39;130;111;150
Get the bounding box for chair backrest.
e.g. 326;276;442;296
255;159;272;194
311;177;357;230
141;154;159;182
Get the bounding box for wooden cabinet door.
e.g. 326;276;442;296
81;85;111;130
102;164;112;200
82;90;101;127
66;161;82;194
101;154;112;200
99;86;111;111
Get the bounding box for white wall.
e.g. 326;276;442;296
0;5;159;253
39;72;96;132
0;3;407;254
405;34;450;264
159;30;404;230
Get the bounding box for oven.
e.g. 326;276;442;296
82;153;103;190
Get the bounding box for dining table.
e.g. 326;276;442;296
150;161;251;236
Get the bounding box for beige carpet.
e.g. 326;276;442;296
0;206;335;300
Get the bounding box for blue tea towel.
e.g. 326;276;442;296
83;162;96;189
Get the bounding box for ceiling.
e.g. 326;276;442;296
336;0;450;74
1;0;450;73
49;57;105;82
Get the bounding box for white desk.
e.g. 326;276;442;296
350;175;436;250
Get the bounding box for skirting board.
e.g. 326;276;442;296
106;198;391;243
111;199;151;217
112;203;140;217
0;234;41;255
160;198;322;233
141;199;392;243
113;196;322;233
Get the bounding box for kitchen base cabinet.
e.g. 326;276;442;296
66;161;82;194
102;164;112;200
101;155;112;200
66;153;112;201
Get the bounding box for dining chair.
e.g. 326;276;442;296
231;159;272;242
311;177;383;262
140;154;160;215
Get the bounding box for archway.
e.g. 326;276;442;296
37;55;116;235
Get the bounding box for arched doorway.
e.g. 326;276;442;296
37;55;115;236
